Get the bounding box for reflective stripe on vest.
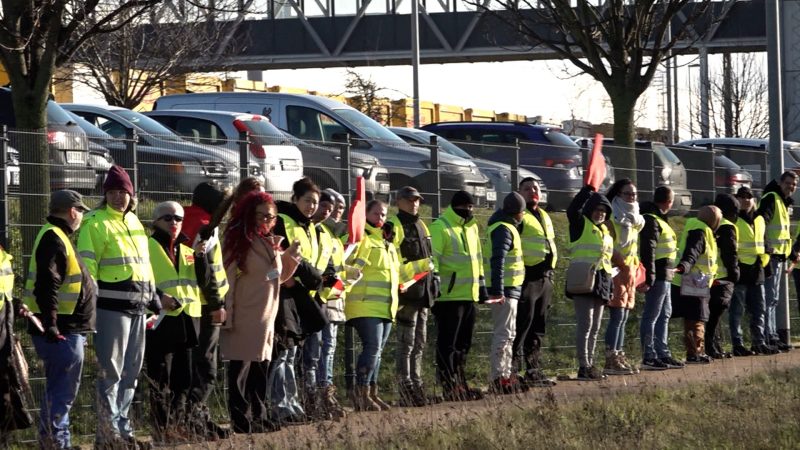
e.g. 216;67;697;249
569;217;613;274
202;239;229;305
736;216;766;266
761;191;791;257
24;224;82;314
318;223;347;302
715;219;737;280
279;214;319;266
148;238;201;317
673;218;718;288
644;213;678;261
345;224;400;320
485;221;525;289
520;208;557;268
429;207;484;302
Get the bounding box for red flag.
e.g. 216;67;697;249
584;133;607;190
347;176;366;245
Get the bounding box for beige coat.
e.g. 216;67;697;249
220;237;299;362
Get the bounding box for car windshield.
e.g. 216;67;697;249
435;135;473;159
544;129;580;149
714;154;740;168
47;102;76;125
67;111;113;139
242;118;286;139
333;108;408;143
114;109;183;141
785;141;800;164
655;144;682;164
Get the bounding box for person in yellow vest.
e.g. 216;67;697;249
346;199;400;411
757;171;797;351
486;192;526;394
638;187;684;370
603;179;644;376
513;177;558;387
143;201;212;443
730;186;776;356
671;205;722;364
566;185;616;381
705;194;740;360
78;165;176;449
23;190;95;449
429;191;487;400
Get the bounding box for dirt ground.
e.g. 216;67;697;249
163;350;800;450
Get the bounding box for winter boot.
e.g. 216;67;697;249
357;385;380;412
369;384;391;411
322;385;346;420
303;386;324;421
603;349;627;375
617;352;637;374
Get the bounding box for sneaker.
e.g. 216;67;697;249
603;355;629;376
733;345;755;357
658;356;686;369
640;358;668;370
706;349;723;359
577;366;607;381
521;370;557;388
752;343;780;355
616;352;638;374
685;354;713;364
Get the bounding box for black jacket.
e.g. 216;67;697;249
486;209;522;300
29;216;96;336
524;205;555;281
638;201;674;286
393;210;434;308
566;185;613;302
0;298;32;432
716;222;740;284
758;180;793;260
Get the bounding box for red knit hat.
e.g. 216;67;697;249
103;165;134;196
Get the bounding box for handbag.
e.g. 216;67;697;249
680;271;711;297
566;260;597;295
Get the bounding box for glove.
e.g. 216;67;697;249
432;273;441;299
45;326;66;343
478;285;489;304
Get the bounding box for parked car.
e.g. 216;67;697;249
712;150;753;194
388;126;552;207
152;92;492;206
419;121;585;211
62;104;238;196
0;88;96;192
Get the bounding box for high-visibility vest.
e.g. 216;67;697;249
317;222;346;302
201;229;229;306
715;219;738;280
612;220;640;268
77;205;155;303
279;213;319;279
24;224;82;314
761;191;791;257
672;218;718;288
485;221;525;290
569;217;613;274
389;215;434;287
148;238;201;317
0;247;12;310
736;216;768;267
346;223;400;320
520;208;557;268
644;213;677;262
429;206;484;302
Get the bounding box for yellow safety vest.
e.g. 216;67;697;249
429;206;484;302
202;238;229;305
673;218;718;288
24;224;82;314
715;219;738;280
148;238;201;317
0;247;12;310
317;222;346;302
485;221;525;289
279;213;320;280
736;216;768;267
612;220;640;268
644;213;678;262
520;208;557;268
346;223;400;320
761;191;791;257
77;205;155;303
389;215;434;287
569;217;613;274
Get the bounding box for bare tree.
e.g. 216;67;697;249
706;53;768;139
342;69;393;124
470;0;717;180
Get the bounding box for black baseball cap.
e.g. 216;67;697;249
735;186;754;199
397;186;424;201
49;190;90;212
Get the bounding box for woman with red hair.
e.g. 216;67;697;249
219;191;300;434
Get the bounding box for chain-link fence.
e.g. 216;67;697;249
5;126;799;444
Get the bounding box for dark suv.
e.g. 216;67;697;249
420;121;584;210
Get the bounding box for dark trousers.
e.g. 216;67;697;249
706;283;734;353
227;360;270;433
144;340;193;431
344;324;356;391
432;301;476;390
513;277;552;373
190;308;221;406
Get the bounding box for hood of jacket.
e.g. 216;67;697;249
581;191;612;220
441;205;476;228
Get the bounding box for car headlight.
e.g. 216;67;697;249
567;166;582;179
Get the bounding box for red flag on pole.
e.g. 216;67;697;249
584;133;607;190
344;177;366;260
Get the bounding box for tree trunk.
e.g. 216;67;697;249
722;52;734;137
609;93;638;184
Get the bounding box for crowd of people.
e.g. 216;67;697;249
0;164;798;449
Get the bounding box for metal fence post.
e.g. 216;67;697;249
430;135;441;218
238;131;249;181
0;126;7;249
511;138;520;192
125;128;138;191
341;135;352;205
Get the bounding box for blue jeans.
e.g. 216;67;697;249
729;284;766;347
639;280;673;360
764;258;784;341
268;345;304;420
94;309;146;443
303;332;321;390
604;307;629;352
32;334;86;449
303;323;339;388
350;317;392;386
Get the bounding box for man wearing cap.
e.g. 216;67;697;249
429;190;486;401
78;165;174;449
390;186;436;407
23;190;96;449
486;192;526;394
731;186;776;356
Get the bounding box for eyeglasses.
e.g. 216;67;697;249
256;212;277;222
621;191;638;198
158;214;183;223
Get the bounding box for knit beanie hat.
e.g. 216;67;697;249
103;165;134;196
502;192;525;215
192;182;226;215
319;189;335;205
323;188;345;206
450;190;475;208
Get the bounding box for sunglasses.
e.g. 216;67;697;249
158;214;183;223
256;212;277;222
